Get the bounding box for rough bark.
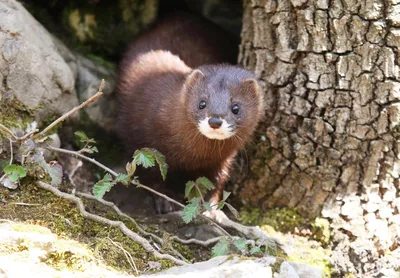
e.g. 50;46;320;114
239;0;400;276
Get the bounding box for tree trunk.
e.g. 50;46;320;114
239;0;400;276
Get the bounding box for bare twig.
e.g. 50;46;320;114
34;79;105;139
7;202;41;207
68;160;83;189
36;181;187;266
77;192;163;244
18;129;39;141
135;182;185;209
107;237;139;275
8;139;13;165
0;123;18;141
77;192;187;261
46;146;116;175
0;124;38;143
170;235;256;248
170;236;223;247
47;145;232;239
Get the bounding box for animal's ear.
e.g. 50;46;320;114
185;69;204;88
241;78;261;96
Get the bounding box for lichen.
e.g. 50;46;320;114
311;217;331;245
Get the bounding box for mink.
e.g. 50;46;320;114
116;13;264;213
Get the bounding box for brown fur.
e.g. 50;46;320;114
116;13;263;212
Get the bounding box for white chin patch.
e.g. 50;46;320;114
198;117;235;140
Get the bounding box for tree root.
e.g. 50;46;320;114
36;181;188;266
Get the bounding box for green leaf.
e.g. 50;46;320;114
184;181;196;199
203;202;212;212
250;246;262;255
196;177;215;191
75;131;96;144
93;173;115;199
81;147;97;154
133;148;168;180
32;151;62;186
75;131;89;141
211;237;230;257
133;149;155;168
4;164;26;182
115;173;130;185
217;200;225;210
233;238;247;252
182;197;201;223
146;148;168;180
222;190;231;201
185;177;215;201
225;202;239;219
47;163;63;186
126;161;136;177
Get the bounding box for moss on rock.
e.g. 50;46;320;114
0;182;178;274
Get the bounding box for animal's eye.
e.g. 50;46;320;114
232;104;239;114
199;100;206;109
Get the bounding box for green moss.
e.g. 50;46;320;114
0;97;34;131
287;240;332;278
0;182;177;274
239;206;333;276
240;207;306;234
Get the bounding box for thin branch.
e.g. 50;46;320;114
46;146;117;176
170;235;256;248
7;202;41;207
135;182;185;209
34;79;105;139
0;123;18;140
36;181;187;266
170;236;223;247
47;145;233;239
77;192;187;261
68;160;83;189
8;139;13;165
18;129;39;141
77;192;163;245
107;237;139;275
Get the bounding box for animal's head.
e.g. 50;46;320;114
182;65;264;141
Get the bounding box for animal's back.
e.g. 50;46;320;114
119;12;239;70
116;50;190;157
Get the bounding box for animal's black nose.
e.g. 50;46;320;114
208;118;223;129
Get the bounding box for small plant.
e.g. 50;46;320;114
92;148;168;199
0;164;27;189
0;79;279;263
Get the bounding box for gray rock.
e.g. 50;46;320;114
0;0;79;126
75;54;116;131
139;256;322;278
52;38;117;132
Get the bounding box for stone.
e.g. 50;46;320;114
0;0;79;127
51;37;117;132
139;256;323;278
74;54;116;131
341;196;363;219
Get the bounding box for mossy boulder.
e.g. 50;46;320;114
0;0;79;143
